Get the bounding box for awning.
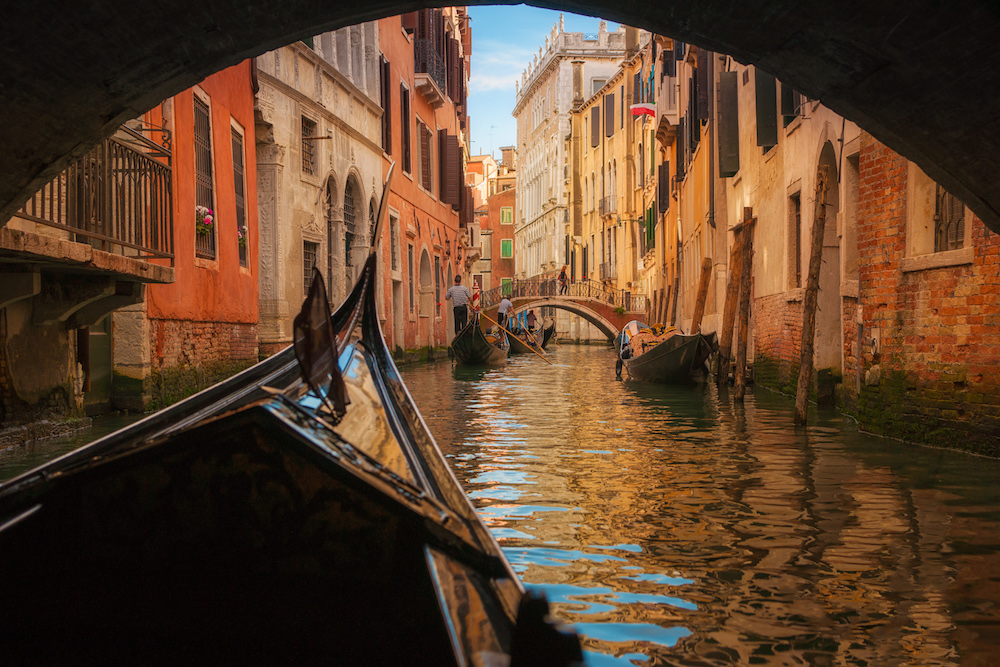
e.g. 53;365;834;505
630;103;655;117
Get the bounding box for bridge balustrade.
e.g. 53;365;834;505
480;278;646;313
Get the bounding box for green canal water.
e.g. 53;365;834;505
2;345;998;665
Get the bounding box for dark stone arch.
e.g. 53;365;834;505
2;1;1000;234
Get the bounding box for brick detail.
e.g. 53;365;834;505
149;318;259;371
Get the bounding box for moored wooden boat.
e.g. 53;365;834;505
451;311;508;366
508;331;544;355
618;320;718;383
0;173;581;666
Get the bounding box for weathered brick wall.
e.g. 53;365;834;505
853;134;1000;455
131;318;259;411
752;293;803;392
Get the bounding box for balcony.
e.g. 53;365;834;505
599;261;618;282
12;126;173;268
598;196;616;216
414;39;446;108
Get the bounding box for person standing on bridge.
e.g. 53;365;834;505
497;295;513;329
445;275;473;334
559;266;569;295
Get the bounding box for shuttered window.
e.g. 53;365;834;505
718;71;740;178
658;162;670;214
935;186;966;252
400;85;411;173
590;106;600;148
231;128;247;267
418;121;432;191
604;94;615;137
381;57;392;154
697;58;710;122
755;69;778;148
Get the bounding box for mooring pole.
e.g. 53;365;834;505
794;166;831;424
734;216;756;402
716;208;750;387
690;256;713;333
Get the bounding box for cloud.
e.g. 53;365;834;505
469;40;536;93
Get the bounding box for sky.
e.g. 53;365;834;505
466;6;618;160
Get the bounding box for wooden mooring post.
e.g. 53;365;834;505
794;166;831;424
690;257;713;333
716;208;751;388
734;215;756;402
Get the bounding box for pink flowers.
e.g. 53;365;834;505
195;205;214;235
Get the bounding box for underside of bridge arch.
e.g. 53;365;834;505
516;299;618;340
2;2;1000;233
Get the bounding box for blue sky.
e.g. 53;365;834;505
466;6;618;159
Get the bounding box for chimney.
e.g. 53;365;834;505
572;60;584;107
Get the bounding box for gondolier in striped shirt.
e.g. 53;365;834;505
445;275;473;334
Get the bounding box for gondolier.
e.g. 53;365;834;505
445;275;473;334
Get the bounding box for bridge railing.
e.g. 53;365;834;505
481;278;647;313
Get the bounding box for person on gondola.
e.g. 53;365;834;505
526;309;537;333
445;275;473;334
497;295;513;328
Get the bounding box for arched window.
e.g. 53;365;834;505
325;177;336;290
344;179;356;274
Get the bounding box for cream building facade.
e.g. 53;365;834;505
254;28;385;354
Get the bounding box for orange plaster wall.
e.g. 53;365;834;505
147;61;258;325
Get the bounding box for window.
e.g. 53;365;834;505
194;95;215;259
380;57;392;155
408;243;415;312
390;215;399;271
417;120;433;190
500;239;513;259
344;180;356;273
501;278;513;296
301;116;317;175
500;206;513;224
592;78;606;95
788;191;802;289
231;127;247;267
400;85;411;173
325;179;336;289
434;255;441;317
303;241;318;297
935;185;966;252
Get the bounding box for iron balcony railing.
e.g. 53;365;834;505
598;196;616;216
414;38;447;95
481;278;645;312
17;127;173;262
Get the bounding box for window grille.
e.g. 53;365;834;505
434;255;441;317
231;128;247;266
303;241;318;297
390;217;399;271
301;117;317;175
344;181;356;270
934;185;965;252
194;96;215;258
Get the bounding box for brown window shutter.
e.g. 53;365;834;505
438;129;448;200
591;106;600;148
718;71;740;177
633;72;640;104
755;68;778;148
401;86;411;173
658;162;670;214
421;125;432;190
676;117;686;182
697;59;711;122
381;58;392;155
604;94;614;137
401;12;418;34
447;134;461;209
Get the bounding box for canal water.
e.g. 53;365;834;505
2;345;998;665
400;344;1000;666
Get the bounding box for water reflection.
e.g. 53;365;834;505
404;345;1000;665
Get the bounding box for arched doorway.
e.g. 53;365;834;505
418;248;433;346
343;177;359;289
323;176;338;294
815;141;841;382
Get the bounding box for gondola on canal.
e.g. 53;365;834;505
0;167;582;667
616;319;718;383
540;321;557;349
506;311;546;356
450;310;509;366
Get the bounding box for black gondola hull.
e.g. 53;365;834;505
450;313;508;366
624;332;718;383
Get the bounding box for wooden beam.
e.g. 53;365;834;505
794;166;831;424
734;217;756;402
690;256;713;333
716;210;749;387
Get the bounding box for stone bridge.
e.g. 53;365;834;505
480;279;644;340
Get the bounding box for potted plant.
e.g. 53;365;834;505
238;224;247;247
195;205;214;236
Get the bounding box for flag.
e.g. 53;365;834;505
630;103;655;117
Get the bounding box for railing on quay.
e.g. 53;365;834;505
480;278;646;313
16;128;173;262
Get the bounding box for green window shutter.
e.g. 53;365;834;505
755;69;778;148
